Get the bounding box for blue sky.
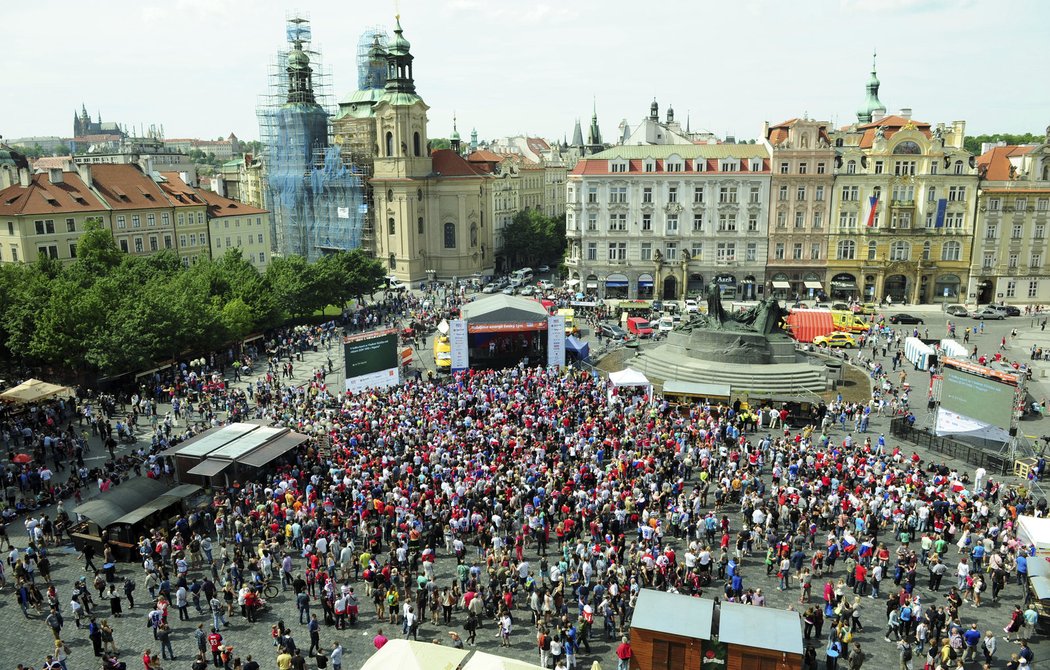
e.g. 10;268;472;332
4;0;1047;143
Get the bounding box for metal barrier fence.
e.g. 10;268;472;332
889;417;1013;475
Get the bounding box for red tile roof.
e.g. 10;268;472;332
855;115;932;148
195;188;268;217
0;171;106;216
466;149;504;163
433;149;489;177
976;145;1037;181
88;163;170;210
157;172;207;207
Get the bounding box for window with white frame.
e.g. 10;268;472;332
792;243;803;260
668;187;679;203
841;186;859;201
750;160;763;172
719;187;738;203
837;239;856;259
720;160;739;172
748;215;759;232
813;212;823;229
894;160;916;176
746;242;757;261
610;213;627;231
774;243;785;259
779;162;789;174
794;211;805;228
941;241;961;261
982;252;994;269
692;214;703;232
985;223;997;239
693;187;704;203
693;159;706;172
776;211;787;228
815;185;825;201
586;242;597;260
608;242;626;260
610;186;627;203
846;160;857;174
930;161;938;175
610;161;627;173
641;214;652;231
1013;223;1024;239
839;212;858;228
867;240;877;261
666;214;679;233
890;241;910;261
922;241;931;260
643;160;656;173
749;186;760;203
666;160;683;172
1029;280;1039;298
716;242;735;261
587;187;598;203
1036;223;1045;239
1009;252;1019;269
691;242;703;259
1032;252;1042;269
718;214;737;232
811;243;821;260
874;161;884;175
988;198;1000;211
954;161;964;175
587;214;597;231
927;187;937;202
665;242;678;260
1006;280;1016;298
642;187;653;203
1016;198;1028;211
799;162;808;175
1038;198;1048;211
796;185;806;201
948;186;966;202
817;162;826;174
778;185;788;201
640;242;652;261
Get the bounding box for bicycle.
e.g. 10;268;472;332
263;583;279;599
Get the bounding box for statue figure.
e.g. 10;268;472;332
653;248;663;264
874;126;886;141
706;283;728;325
676;292;787;336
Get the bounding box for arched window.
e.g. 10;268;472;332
846;160;857;175
890;241;910;261
893;141;921;155
954;160;964;175
417;217;424;235
385;132;393;157
387;189;393;201
388;253;396;270
443;222;456;249
867;240;877;260
413;132;421;157
837;240;855;260
922;241;931;260
388;217;396;235
470;223;478;247
941;240;961;261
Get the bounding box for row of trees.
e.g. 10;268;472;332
963;132;1043;156
0;224;384;381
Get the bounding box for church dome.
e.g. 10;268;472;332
389;17;411;55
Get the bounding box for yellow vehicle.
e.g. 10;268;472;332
557;308;575;326
433;335;452;372
812;331;857;348
831;310;871;334
856;302;877;315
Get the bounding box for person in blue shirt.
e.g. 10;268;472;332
731;572;743;598
1016;553;1029;586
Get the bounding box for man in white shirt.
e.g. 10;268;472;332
973;466;986;493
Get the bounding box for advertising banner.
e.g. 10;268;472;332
449;319;469;372
344;330;399;393
547;315;566;368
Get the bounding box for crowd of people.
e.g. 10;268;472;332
4;290;1048;670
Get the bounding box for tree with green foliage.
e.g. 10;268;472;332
502;209;567;268
316;249;385;310
964;132;1043;156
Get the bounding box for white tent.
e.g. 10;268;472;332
462;651;546;670
359;640;468;670
608;367;653;403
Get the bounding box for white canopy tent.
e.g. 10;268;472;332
462;651;546;670
608;367;653;404
359;640;468;670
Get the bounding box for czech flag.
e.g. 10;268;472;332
859;541;874;558
841;532;857;554
865;193;879;227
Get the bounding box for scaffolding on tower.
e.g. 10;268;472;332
256;12;366;261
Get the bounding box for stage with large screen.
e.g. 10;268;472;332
344;329;399;393
940;366;1016;430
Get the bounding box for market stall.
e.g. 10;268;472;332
0;378;74;404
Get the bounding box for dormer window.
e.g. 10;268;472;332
750;160;763;172
720;160;739;172
609;160;628;173
665;154;683;172
643;159;657;173
693;159;706;172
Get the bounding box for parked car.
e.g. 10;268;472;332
999;305;1021;316
812;332;857;348
657;315;675;333
597;323;632;341
889;313;924;325
482;283;500;294
944;304;968;317
501;286;517;295
519;286;537;296
685;299;699;313
537;280;554;291
537;264;550;273
970;306;1006;320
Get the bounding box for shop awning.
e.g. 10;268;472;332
187;459;232;478
772;281;791;289
604;281;628;288
804;281;823;290
585;281;597;289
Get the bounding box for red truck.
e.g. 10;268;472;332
626;316;654;338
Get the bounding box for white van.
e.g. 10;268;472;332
385;275;406;291
511;267;534;284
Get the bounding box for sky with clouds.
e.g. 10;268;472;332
4;0;1048;144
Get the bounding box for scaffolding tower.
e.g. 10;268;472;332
256;13;366;261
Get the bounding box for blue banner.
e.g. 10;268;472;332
935;198;947;228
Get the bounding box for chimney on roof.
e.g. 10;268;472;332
18;167;30;188
872;111;885;122
76;163;93;188
762;121;770;139
899;108;912;120
48;168;64;184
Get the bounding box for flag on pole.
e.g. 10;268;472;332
865;193;879;227
934;198;947;228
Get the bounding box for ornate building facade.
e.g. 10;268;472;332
764;118;834;301
565;143;770;301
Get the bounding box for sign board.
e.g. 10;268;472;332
701;640;728;667
467;321;548;334
343;330;399;393
449;319;469;372
337;207;350;219
547;315;566;368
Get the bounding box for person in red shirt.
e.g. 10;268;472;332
143;649;154;670
207;629;223;667
373;628;388;650
853;563;868;596
616;637;633;670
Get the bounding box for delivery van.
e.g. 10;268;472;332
626;316;654;338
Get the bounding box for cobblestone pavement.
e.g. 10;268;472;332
3;310;1049;670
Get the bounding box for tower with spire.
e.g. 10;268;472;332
450;114;461;154
856;50;887;123
587;102;603;154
